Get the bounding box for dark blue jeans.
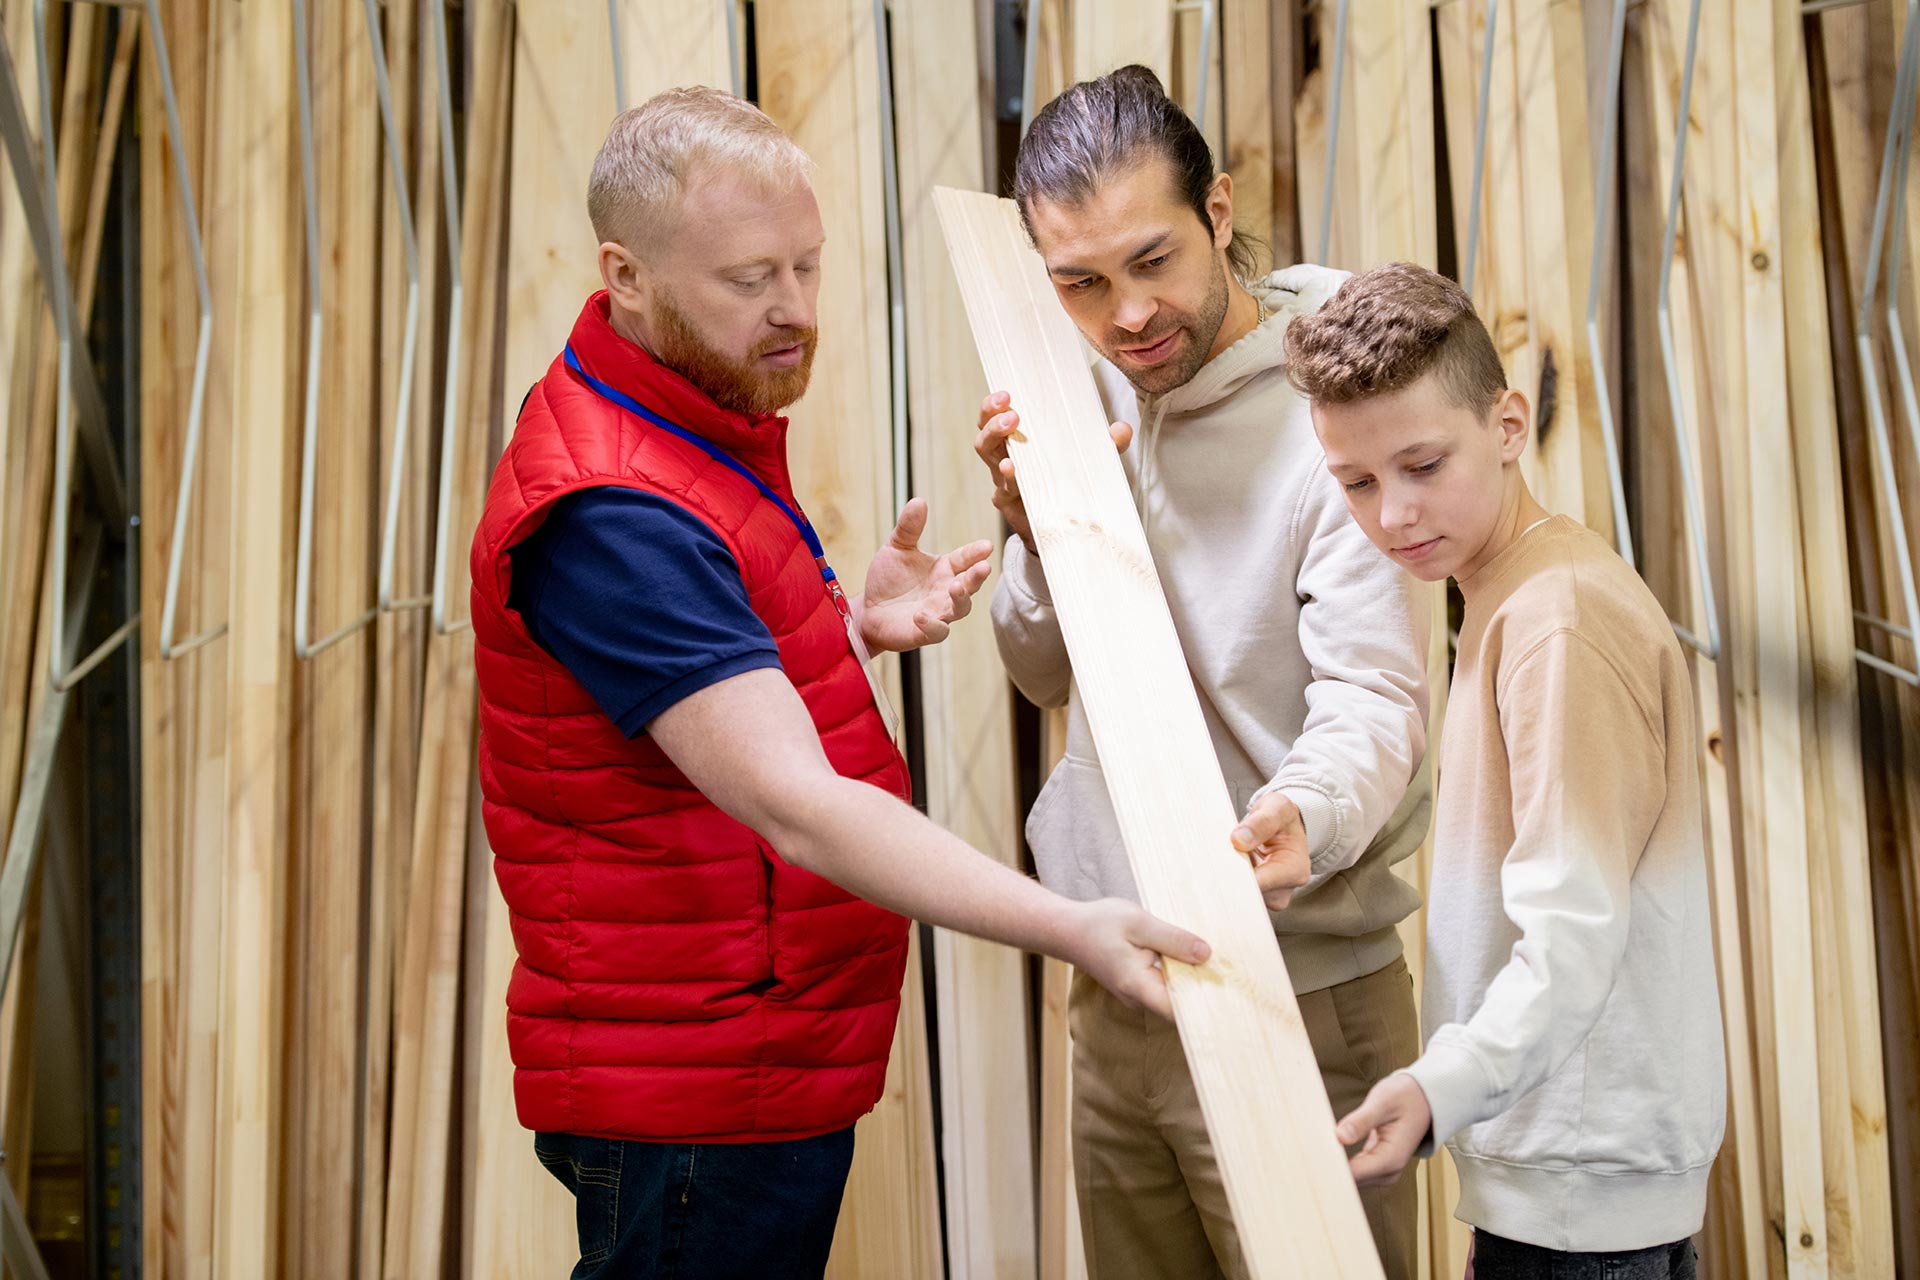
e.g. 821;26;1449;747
1472;1231;1699;1279
532;1127;856;1280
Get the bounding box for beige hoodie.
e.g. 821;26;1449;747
991;265;1432;995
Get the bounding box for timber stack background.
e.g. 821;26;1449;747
0;1;1916;1277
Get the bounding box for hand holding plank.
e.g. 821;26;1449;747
856;498;994;652
1230;794;1312;911
974;391;1132;552
1065;898;1211;1021
1334;1073;1432;1188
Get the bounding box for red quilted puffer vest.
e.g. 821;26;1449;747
470;293;910;1143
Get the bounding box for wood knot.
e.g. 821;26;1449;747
1751;251;1770;272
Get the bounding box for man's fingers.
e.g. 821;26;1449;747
979;390;1011;429
913;611;951;644
947;538;994;576
1109;420;1134;452
945;581;972;621
890;497;930;550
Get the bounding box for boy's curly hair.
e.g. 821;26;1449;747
1283;262;1507;414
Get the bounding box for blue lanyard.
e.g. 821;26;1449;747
563;344;838;587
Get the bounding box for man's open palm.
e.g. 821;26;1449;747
857;498;994;653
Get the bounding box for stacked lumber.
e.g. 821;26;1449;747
3;2;1918;1277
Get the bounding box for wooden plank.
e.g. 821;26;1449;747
1267;0;1301;267
1223;0;1273;268
935;187;1383;1280
460;0;593;1272
1292;0;1362;268
1724;1;1829;1271
210;0;299;1270
285;0;380;1271
753;6;950;1274
360;0;447;1267
137;0;228;1269
894;4;1033;1277
1627;5;1766;1274
1073;0;1170;85
1511;0;1605;537
1347;0;1435;271
1775;5;1893;1277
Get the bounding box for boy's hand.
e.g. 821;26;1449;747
856;498;993;653
1335;1073;1432;1187
974;391;1132;553
1064;898;1209;1021
1231;793;1312;911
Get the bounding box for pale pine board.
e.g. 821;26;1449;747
935;188;1382;1280
894;2;1036;1275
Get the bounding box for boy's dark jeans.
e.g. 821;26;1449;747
1472;1230;1699;1279
533;1126;856;1280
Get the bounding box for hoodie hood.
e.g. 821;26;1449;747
1116;264;1350;527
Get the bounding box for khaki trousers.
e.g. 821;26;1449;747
1070;955;1421;1280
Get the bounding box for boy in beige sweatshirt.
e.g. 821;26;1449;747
1284;263;1726;1278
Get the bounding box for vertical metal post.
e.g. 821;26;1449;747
1583;0;1634;568
1654;0;1720;660
1461;0;1497;295
1845;0;1920;683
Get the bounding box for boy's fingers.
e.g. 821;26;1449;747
1128;912;1211;966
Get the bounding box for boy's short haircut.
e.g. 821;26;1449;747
1283;261;1508;415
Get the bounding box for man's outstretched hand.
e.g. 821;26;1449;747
854;498;994;653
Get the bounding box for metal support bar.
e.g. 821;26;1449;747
726;0;743;99
292;0;376;660
1315;0;1349;265
367;0;426;617
1020;0;1041;133
0;1168;54;1280
0;530;97;1280
148;0;223;660
1847;0;1920;684
0;3;139;690
875;0;909;516
0;8;127;524
1194;0;1217;163
1654;0;1721;660
1584;0;1634;569
608;0;627;112
426;0;469;634
1460;0;1497;296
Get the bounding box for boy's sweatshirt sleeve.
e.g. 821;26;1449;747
1402;627;1665;1152
1251;464;1429;878
989;533;1072;709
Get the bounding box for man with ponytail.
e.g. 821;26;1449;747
979;66;1430;1279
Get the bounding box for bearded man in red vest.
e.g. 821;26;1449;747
469;87;1207;1280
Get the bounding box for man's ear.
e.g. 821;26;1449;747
1493;388;1532;464
598;240;649;314
1206;171;1235;250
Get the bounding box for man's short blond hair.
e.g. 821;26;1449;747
588;87;812;256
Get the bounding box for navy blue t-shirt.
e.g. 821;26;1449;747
506;487;783;737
